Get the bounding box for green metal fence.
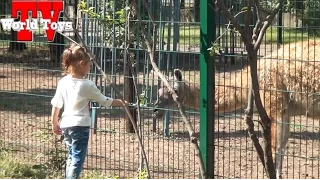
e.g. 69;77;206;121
213;0;320;179
0;0;204;178
1;0;320;179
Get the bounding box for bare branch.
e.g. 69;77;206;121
60;10;152;179
141;0;155;25
254;0;284;50
266;1;283;22
215;0;243;34
214;10;247;44
244;0;253;32
260;8;272;15
244;88;266;169
254;0;264;22
252;21;262;44
125;10;149;173
131;0;207;178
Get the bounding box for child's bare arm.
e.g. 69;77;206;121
51;106;60;124
111;99;129;107
51;106;62;135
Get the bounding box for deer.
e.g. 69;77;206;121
152;39;320;179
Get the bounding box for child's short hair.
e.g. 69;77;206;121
61;43;90;73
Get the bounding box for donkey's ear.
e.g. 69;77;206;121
174;69;182;81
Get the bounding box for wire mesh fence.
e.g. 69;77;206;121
0;0;201;178
214;0;320;179
1;0;320;179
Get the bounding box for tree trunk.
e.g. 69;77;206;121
9;19;27;52
125;59;137;133
247;49;276;179
73;0;80;42
49;12;65;64
9;31;27;52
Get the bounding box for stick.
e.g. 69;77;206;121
125;10;148;173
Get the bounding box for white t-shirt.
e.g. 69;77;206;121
51;74;114;128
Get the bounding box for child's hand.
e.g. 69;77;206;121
52;122;62;135
123;100;129;106
111;99;129;107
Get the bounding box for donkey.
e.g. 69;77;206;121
153;39;320;179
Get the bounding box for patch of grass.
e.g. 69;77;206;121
0;150;125;179
0;151;49;179
263;27;318;44
82;171;120;179
162;24;320;46
163;25;200;46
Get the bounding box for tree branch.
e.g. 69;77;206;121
214;10;247;44
254;0;284;50
244;88;266;169
131;0;207;178
244;0;253;32
254;0;264;22
252;0;264;43
215;0;243;34
125;10;149;173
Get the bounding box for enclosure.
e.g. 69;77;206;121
1;0;320;179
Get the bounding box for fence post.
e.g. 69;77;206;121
200;0;215;178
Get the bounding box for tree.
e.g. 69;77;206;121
78;0;138;133
9;18;27;52
5;0;26;52
210;0;284;178
49;13;65;63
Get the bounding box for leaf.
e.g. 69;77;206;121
115;10;124;15
241;7;248;12
124;6;130;11
88;7;95;11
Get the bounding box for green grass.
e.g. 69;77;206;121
1;23;318;47
163;25;200;46
0;151;119;179
0;148;146;179
0;151;50;179
162;25;320;46
264;27;317;44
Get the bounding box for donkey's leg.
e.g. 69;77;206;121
268;90;291;179
275;110;290;179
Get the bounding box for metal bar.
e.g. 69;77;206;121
200;0;215;178
277;0;283;45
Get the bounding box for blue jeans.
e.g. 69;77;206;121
62;126;90;179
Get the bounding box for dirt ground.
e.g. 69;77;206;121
0;52;201;179
1;47;320;179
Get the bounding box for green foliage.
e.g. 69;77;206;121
138;88;149;107
207;42;221;57
82;171;120;179
78;0;129;47
0;151;48;179
0;148;149;179
137;169;148;179
300;0;320;36
274;0;320;36
31;121;66;175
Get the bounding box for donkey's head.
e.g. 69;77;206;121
153;69;186;119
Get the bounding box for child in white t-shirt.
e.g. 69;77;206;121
50;43;128;179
